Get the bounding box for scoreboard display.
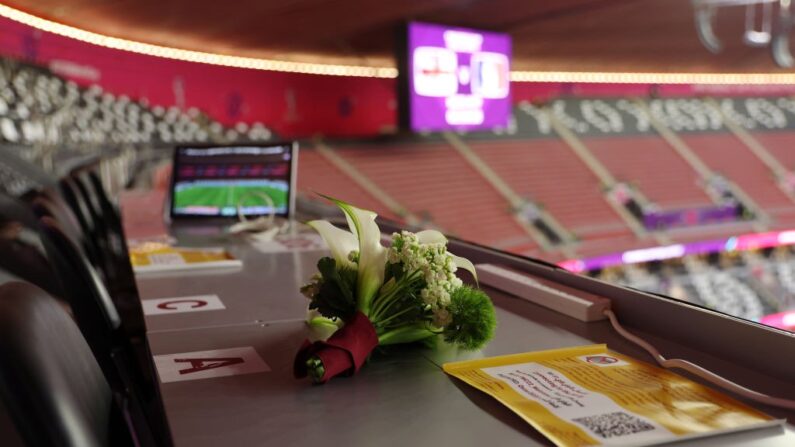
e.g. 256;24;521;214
399;21;512;132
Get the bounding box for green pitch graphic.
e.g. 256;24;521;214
174;183;288;210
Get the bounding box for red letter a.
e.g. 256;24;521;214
174;357;244;375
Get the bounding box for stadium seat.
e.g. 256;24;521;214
0;192;62;296
37;216;171;447
0;281;136;447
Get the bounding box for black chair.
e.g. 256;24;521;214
64;170;171;445
84;170;127;263
65;171;147;335
84;170;129;263
28;189;86;250
37;216;171;447
59;176;96;242
59;177;114;279
38;216;122;362
0;192;61;297
72;172;113;253
0;281;136;447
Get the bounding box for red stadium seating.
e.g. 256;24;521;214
585;135;712;208
332;142;536;251
469;138;633;242
752;131;795;172
297;149;399;222
682;134;795;225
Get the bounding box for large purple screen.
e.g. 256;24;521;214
407;22;512;132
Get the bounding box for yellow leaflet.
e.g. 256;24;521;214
444;345;779;447
129;245;234;267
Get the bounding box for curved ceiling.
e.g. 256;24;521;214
3;0;794;74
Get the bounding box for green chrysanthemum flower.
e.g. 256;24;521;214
443;286;497;350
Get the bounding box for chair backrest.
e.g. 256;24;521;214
72;172;112;250
49;172;148;338
37;216;121;365
29;191;83;243
59;176;95;239
86;170;123;236
31;187;106;272
0;192;61;297
81;170;148;334
0;281;134;447
37;215;171;447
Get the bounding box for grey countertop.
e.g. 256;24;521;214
134;227;795;446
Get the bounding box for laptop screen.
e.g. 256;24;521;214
169;143;296;219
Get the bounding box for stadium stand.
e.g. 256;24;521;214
5;53;795;326
0;59;273;147
292;96;795;264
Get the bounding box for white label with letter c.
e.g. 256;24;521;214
142;294;226;315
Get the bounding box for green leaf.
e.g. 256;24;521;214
308;257;357;321
377;323;435;345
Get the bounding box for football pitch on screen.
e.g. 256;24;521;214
174;183;288;209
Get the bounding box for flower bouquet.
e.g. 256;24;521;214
294;196;497;384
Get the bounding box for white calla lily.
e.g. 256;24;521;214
306;220;358;269
309;196;387;316
450;253;478;284
331;198;387;315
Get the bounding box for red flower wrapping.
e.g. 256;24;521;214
294;311;379;383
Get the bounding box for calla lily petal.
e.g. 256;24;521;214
306;309;341;341
416;229;448;245
450;252;478;284
331;199;386;315
307;220;358;268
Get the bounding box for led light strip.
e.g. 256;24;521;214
0;3;397;78
3;3;795;84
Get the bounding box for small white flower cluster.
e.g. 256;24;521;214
388;231;461;327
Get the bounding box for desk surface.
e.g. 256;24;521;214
124;203;795;446
136;238;320;332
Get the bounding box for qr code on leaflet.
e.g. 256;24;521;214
572;411;655;439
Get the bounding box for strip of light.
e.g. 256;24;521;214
0;3;397;78
3;3;795;84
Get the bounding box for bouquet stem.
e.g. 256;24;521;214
377;324;436;346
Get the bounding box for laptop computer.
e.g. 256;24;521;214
166;142;298;236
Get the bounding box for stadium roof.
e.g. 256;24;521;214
3;0;795;75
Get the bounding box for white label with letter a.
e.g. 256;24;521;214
142;294;225;315
154;347;270;383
